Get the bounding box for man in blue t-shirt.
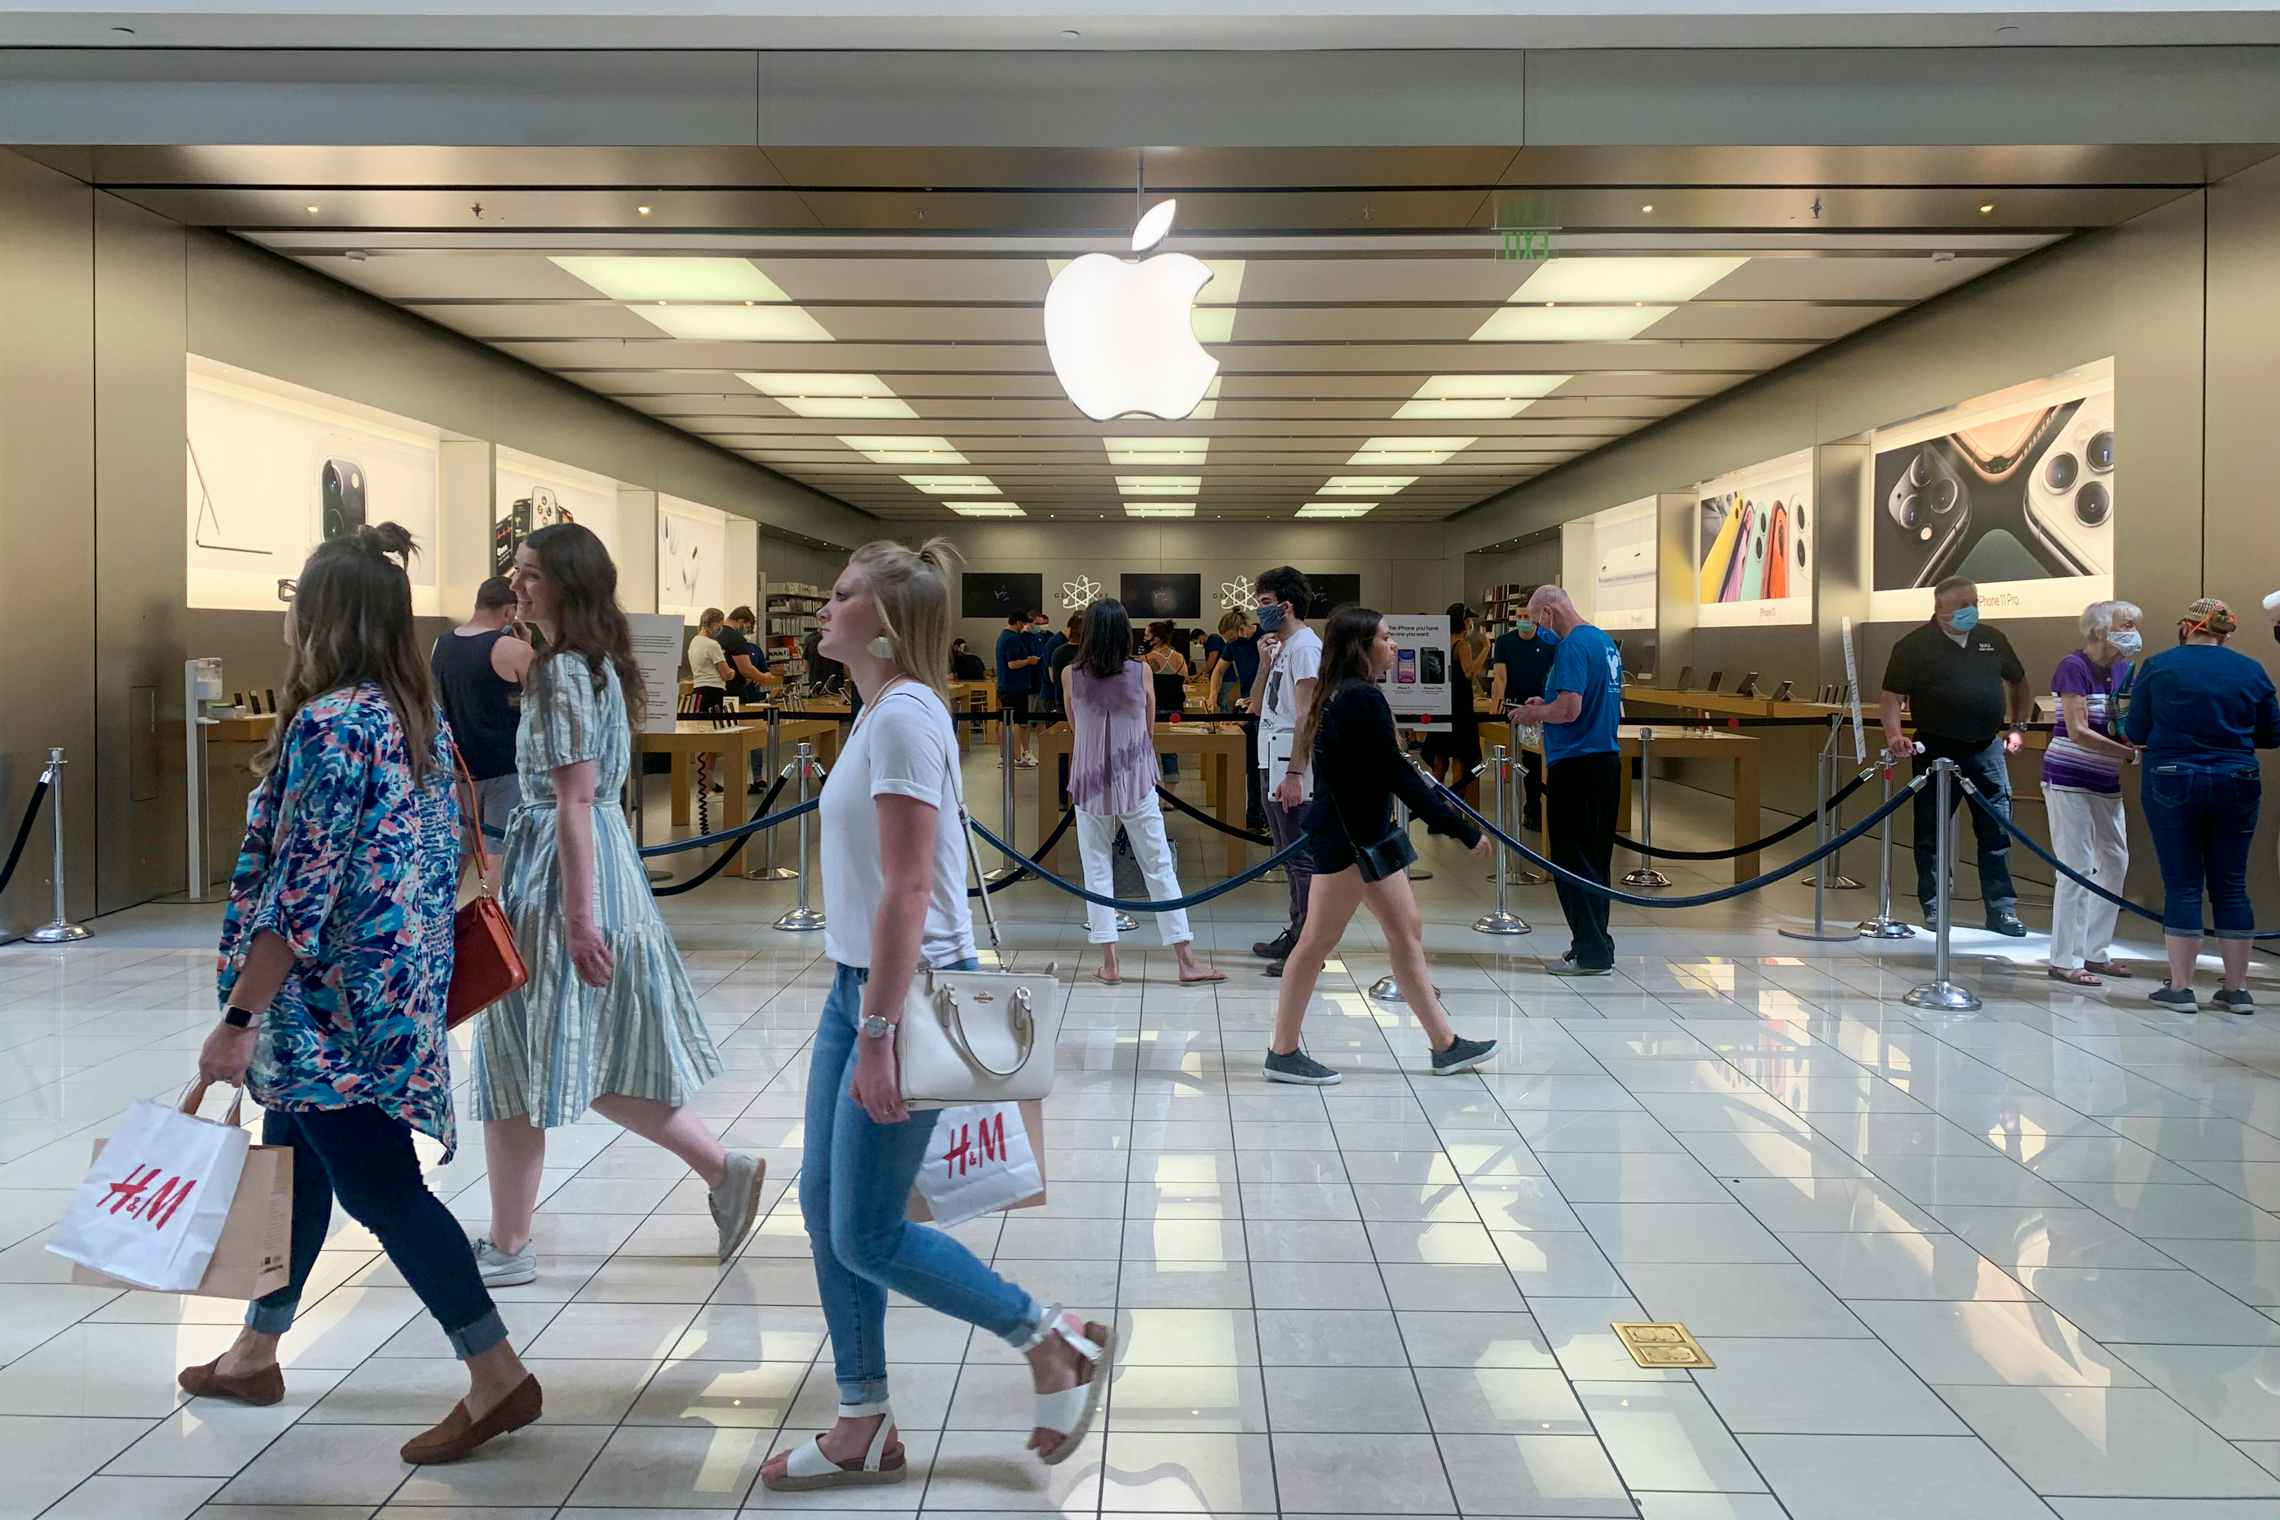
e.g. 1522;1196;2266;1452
995;611;1043;767
1516;586;1626;974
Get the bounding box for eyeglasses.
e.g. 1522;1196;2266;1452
275;578;298;604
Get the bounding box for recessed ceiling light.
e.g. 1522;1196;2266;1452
637;204;653;216
1104;437;1210;466
551;257;792;304
740;372;915;419
900;474;998;495
1124;502;1196;517
1396;374;1569;421
1980;202;1997;214
947;502;1025;517
842;435;967;465
634;305;833;342
1640;203;1654;213
1296;502;1375;518
1318;475;1417;495
1116;474;1202;494
304;204;320;214
1347;437;1476;466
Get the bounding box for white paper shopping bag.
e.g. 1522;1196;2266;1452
909;1101;1046;1228
47;1083;251;1292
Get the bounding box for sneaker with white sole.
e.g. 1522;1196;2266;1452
709;1153;767;1263
1430;1035;1498;1076
2212;987;2256;1015
1263;1048;1342;1086
1548;961;1614;978
2148;982;2199;1013
469;1235;537;1288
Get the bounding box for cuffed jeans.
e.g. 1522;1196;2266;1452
803;962;1042;1406
1075;796;1193;946
1911;735;2018;917
2043;785;2128;968
2141;761;2262;939
248;1104;506;1359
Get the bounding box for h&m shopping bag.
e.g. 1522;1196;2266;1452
908;1098;1049;1228
68;1141;292;1302
47;1081;253;1292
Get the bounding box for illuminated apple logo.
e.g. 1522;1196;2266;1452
1043;200;1219;422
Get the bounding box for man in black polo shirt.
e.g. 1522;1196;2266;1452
1879;576;2033;936
1490;609;1563;831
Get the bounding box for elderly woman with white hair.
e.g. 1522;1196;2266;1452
2041;598;2143;985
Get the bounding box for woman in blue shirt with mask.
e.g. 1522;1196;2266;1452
2123;597;2280;1013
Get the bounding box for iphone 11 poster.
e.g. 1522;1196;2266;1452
1375;614;1452;729
1696;448;1814;628
1867;357;2114;622
185;357;442;614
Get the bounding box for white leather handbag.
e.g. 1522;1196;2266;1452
896;741;1063;1110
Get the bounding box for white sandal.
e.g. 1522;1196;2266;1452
1023;1307;1114;1465
762;1399;905;1492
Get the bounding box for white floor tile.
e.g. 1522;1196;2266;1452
1778;1230;2031;1300
1691;1337;1969;1435
1849;1299;2148;1387
2102;1343;2280;1440
1619;1263;1869;1338
1940;1384;2280;1498
2013;1265;2280;1344
1742;1432;2058;1519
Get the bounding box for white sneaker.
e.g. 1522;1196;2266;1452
469;1235;537;1288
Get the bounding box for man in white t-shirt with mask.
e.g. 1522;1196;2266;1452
1246;566;1323;973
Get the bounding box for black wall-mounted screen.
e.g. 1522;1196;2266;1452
1305;573;1364;618
960;572;1044;620
1120;572;1202;619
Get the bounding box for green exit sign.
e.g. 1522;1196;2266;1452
1495;225;1557;262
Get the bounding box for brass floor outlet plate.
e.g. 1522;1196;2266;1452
1611;1320;1713;1369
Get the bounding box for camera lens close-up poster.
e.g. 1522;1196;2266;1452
1867;356;2115;622
1695;448;1814;628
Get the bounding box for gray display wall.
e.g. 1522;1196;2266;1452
0;150;875;937
1449;159;2280;914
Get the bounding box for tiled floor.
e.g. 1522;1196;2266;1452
3;762;2279;1518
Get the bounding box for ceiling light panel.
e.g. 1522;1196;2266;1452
1347;437;1477;466
1124;502;1197;517
1510;256;1748;305
634;304;835;342
1395;373;1572;420
739;372;915;418
550;256;792;304
1296;502;1375;518
1470;305;1672;342
1318;475;1417;495
947;502;1025;517
900;474;999;495
1117;475;1203;494
841;435;967;465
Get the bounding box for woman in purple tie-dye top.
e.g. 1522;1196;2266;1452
1062;598;1225;987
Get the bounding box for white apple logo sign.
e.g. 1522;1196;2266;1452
1043;199;1218;422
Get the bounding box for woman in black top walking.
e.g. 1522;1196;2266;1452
1263;606;1498;1086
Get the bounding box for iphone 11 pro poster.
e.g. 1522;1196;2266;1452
1867;356;2114;621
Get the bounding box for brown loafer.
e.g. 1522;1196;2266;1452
178;1357;284;1407
400;1374;543;1465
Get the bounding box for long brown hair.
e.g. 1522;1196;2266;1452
1299;604;1384;747
1077;598;1135;679
261;521;439;783
525;522;645;730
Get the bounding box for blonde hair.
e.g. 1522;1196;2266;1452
698;606;725;633
848;536;962;701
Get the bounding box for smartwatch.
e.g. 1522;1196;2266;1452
221;1006;255;1029
859;1014;894;1041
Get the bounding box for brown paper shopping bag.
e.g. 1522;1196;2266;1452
907;1097;1050;1224
71;1138;294;1300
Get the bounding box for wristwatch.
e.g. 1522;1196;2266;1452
859;1014;895;1041
221;1006;256;1029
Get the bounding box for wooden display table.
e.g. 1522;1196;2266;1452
1032;721;1250;875
642;720;767;834
1508;721;1764;883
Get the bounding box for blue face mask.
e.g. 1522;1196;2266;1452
1256;602;1287;634
2108;629;2143;657
1947;606;1980;633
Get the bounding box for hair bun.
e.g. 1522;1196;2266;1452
361;522;419;563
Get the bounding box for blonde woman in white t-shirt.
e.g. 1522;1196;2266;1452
759;539;1111;1495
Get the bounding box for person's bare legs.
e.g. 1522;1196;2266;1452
481;1117;548;1255
2219;936;2251;992
590;1093;730;1189
1171;940;1223;982
1359;873;1456;1052
2164;932;2201;992
1269;868;1362;1056
1096;942;1122;984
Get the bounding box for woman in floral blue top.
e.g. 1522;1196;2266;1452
182;524;542;1468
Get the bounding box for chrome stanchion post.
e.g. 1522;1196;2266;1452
1805;715;1863;890
1904;759;1980;1010
27;748;90;944
1781;738;1858;943
1858;753;1914;939
1621;727;1672;890
757;705;796;881
1473;743;1530;936
983;712;1022;884
773;742;826;932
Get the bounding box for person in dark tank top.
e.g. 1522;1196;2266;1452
430;577;534;883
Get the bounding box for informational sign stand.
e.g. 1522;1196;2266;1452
1377;613;1452;732
625;612;688;882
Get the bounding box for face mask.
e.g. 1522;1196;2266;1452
1512;620;1537;639
1256;602;1287;634
2108;629;2143;656
1947;606;1980;633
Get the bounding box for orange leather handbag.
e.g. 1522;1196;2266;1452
446;746;525;1029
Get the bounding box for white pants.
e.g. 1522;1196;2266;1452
1074;796;1193;947
2044;784;2128;969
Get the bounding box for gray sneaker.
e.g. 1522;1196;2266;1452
1431;1035;1498;1076
1264;1048;1342;1086
470;1235;537;1288
709;1153;767;1263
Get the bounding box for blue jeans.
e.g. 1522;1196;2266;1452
802;961;1041;1407
248;1105;506;1359
2140;761;2262;938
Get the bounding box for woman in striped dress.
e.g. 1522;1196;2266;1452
467;523;764;1287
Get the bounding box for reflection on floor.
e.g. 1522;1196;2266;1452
1;760;2276;1518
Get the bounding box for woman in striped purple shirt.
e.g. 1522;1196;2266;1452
2042;598;2143;985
